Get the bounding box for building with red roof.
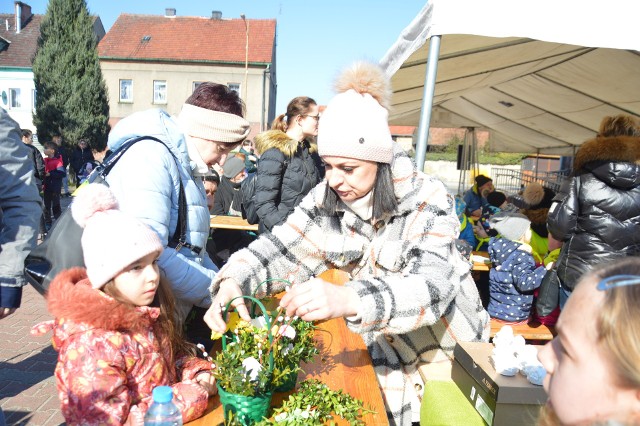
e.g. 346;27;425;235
98;9;277;137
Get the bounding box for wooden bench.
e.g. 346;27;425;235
490;318;555;341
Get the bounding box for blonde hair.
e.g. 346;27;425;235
538;257;640;426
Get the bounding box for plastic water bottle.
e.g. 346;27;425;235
144;386;183;426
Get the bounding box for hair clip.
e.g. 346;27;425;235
596;275;640;291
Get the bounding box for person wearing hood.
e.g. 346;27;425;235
548;114;640;308
31;184;214;425
519;182;556;261
104;82;250;323
204;62;489;426
252;96;324;233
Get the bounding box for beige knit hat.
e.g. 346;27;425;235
71;183;163;288
179;103;250;143
318;62;393;163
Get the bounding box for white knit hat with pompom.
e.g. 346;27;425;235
71;183;163;288
318;61;393;163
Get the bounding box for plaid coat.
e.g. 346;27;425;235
211;146;489;425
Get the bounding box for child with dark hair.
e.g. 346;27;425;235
486;191;519;213
42;141;66;230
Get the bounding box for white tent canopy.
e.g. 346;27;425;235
380;0;640;156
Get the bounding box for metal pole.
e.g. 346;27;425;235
414;35;441;171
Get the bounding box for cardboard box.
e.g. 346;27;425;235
452;342;547;426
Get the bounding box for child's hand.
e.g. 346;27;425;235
517;243;532;253
474;225;488;239
195;372;217;396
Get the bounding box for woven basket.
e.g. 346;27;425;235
218;384;273;425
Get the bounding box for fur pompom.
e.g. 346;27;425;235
522;182;544;207
71;183;119;228
334;61;391;110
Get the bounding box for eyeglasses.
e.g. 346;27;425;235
597;275;640;291
301;115;320;122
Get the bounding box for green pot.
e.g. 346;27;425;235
217;384;273;425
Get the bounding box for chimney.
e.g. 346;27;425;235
15;2;32;34
211;11;222;20
165;8;176;17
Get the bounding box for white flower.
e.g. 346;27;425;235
250;316;268;329
278;324;297;340
274;413;288;422
282;343;294;356
242;356;263;381
277;316;284;322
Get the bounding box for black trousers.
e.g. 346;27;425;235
43;190;61;225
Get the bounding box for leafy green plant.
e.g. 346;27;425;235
260;379;374;425
211;306;318;397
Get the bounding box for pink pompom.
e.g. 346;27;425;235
71;183;119;228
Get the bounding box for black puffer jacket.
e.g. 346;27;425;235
548;135;640;291
253;130;324;232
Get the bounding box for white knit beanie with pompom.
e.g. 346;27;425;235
318;61;393;164
71;183;163;289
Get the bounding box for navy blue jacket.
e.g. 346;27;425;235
488;237;546;322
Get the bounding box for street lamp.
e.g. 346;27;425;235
240;14;249;101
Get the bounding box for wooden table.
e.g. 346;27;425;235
187;270;388;425
471;251;491;272
210;215;259;232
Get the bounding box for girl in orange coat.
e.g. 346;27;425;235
32;183;215;425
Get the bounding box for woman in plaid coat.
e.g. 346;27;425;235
205;62;489;426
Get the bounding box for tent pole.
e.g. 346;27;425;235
415;35;441;171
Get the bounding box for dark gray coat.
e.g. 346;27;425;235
253;130;323;232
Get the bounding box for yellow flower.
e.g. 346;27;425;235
210;312;242;340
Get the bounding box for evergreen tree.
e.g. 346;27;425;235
32;0;109;150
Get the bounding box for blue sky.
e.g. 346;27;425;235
2;0;425;113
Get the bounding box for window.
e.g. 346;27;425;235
119;79;133;102
9;88;21;108
193;81;206;92
228;83;240;94
153;80;167;104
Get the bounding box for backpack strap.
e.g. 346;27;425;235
93;136;201;255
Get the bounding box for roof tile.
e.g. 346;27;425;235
98;14;276;64
0;14;43;68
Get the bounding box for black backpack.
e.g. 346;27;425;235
24;136;194;295
241;173;259;225
240;157;289;226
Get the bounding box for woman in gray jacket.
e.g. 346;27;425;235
205;63;488;426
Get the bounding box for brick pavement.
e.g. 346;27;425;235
0;195;74;425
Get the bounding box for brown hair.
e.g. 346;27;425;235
185;82;246;117
271;96;317;132
598;114;640;137
103;275;195;373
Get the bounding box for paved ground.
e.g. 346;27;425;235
0;196;74;425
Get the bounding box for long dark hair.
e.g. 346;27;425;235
321;162;397;219
103;276;195;372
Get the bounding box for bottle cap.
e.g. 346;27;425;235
152;386;174;403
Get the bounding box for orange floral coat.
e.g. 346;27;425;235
32;268;210;425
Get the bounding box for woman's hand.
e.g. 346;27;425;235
279;278;361;322
203;279;251;333
195;372;217;396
